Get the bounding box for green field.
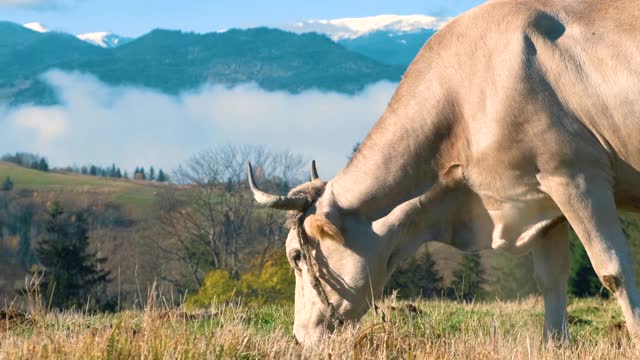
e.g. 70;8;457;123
0;161;159;214
0;297;634;359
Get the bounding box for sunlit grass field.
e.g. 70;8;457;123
0;161;159;214
1;296;637;359
2;160;640;358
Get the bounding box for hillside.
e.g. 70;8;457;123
0;162;159;215
339;29;436;66
0;23;404;106
0;161;168;302
0;21;108;106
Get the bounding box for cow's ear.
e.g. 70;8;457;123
304;214;345;244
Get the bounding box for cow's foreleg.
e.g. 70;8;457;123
539;171;640;339
532;220;569;342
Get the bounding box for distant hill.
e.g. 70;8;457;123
0;21;108;105
0;22;44;52
0;22;404;106
285;14;446;41
284;15;443;66
0;161;159;214
338;29;436;66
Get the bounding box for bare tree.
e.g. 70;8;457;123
157;145;304;288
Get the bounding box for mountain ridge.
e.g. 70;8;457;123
0;23;404;106
284;14;448;40
1;15;442;106
76;32;132;48
21;22;132;48
19;14;444;48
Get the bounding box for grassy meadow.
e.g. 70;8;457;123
0;161;160;215
3;160;640;359
0;295;637;359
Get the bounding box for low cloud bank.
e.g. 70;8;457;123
0;70;397;177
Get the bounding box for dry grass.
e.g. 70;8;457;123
0;294;638;359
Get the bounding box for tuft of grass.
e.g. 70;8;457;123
1;295;639;359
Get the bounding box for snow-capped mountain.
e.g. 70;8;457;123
23;22;49;33
22;23;129;48
283;15;445;66
21;15;444;49
284;14;449;41
76;32;132;48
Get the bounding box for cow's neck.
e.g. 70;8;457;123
327;84;459;221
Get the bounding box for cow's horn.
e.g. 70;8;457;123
247;162;308;210
311;160;320;181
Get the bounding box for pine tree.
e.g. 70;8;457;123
149;166;155;181
89;165;98;176
33;201;110;310
116;168;122;178
568;230;604;297
1;176;13;191
110;164;117;178
449;252;487;302
385;248;443;299
16;205;36;269
38;158;49;172
135;167;146;181
157;169;167;182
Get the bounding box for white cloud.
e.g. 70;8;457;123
0;70;397;177
8;106;67;140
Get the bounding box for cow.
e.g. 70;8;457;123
248;0;640;345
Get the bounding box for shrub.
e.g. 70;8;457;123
187;251;294;309
186;269;238;308
1;176;13;191
238;252;295;306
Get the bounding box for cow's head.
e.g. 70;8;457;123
248;162;391;344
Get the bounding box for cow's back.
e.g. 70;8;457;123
399;0;640;203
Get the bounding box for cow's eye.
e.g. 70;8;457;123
290;249;302;269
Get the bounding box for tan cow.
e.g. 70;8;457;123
249;0;640;344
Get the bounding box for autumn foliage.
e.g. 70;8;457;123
187;250;294;308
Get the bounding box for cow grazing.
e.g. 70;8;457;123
249;0;640;344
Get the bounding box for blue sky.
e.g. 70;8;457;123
1;0;484;36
